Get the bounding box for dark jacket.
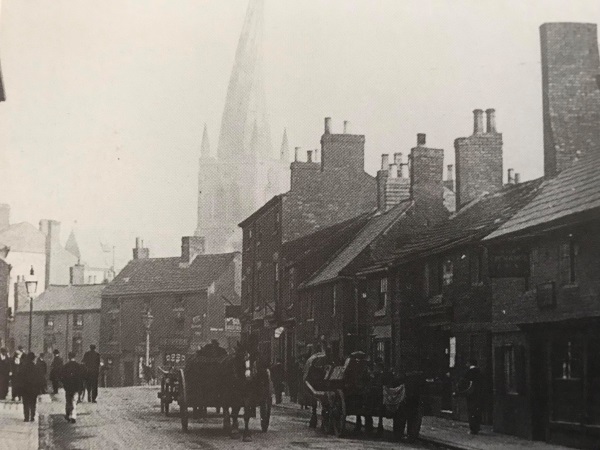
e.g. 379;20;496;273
61;360;85;393
16;360;45;396
36;359;48;379
82;350;101;375
50;355;64;381
0;354;10;377
458;366;482;399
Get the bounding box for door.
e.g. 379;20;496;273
123;361;134;387
530;338;548;441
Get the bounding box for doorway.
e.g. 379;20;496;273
530;338;548;441
123;361;134;387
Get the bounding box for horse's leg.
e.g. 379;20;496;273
353;415;362;433
377;409;384;436
223;406;231;434
242;398;252;442
309;401;318;428
230;405;240;438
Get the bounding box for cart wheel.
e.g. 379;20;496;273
332;390;346;438
178;369;188;432
260;398;271;432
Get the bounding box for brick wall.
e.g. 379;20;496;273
541;23;600;176
454;110;503;208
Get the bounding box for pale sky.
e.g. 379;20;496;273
1;0;599;271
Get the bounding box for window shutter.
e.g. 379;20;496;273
494;346;505;394
516;345;527;395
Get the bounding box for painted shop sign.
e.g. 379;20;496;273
225;317;241;332
488;246;530;278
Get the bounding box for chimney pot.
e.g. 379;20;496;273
447;164;454;181
381;154;390;170
389;163;399;178
314;149;319;161
294;147;301;162
343;120;350;134
473;109;484;134
394;152;403;166
417;133;426;146
324;117;332;134
307;150;313;163
514;173;521;184
485;108;496;133
507;168;515;184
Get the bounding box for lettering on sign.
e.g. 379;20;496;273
225;317;241;332
191;315;203;329
488;246;530;278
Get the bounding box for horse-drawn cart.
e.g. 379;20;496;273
304;351;422;440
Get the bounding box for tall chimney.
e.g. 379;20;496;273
181;236;205;265
473;109;484;134
447;164;454;181
133;237;149;260
307;150;313;163
514;173;521;184
294;147;301;162
486;108;496;133
381;154;390;170
394;152;403;166
70;263;85;285
389;163;398;178
410;135;444;208
324;117;332;134
314;149;319;161
343;120;350;134
417;133;426;146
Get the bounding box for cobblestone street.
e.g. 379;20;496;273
44;387;432;450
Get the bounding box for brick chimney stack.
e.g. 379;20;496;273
132;237;149;260
410;134;444;209
181;236;205;265
454;109;503;208
320;116;366;173
70;263;85;285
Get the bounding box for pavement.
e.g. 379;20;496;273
274;397;570;450
0;395;51;450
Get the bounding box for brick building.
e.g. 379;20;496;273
485;152;600;448
12;283;102;358
100;238;240;387
239;117;376;361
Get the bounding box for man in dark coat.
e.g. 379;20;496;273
36;353;48;394
457;359;483;435
49;349;64;394
17;353;45;422
11;346;24;401
0;347;10;399
82;344;100;402
270;358;284;404
61;352;85;423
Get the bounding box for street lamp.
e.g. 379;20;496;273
25;266;38;353
142;310;154;367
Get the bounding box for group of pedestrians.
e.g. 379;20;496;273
0;344;102;424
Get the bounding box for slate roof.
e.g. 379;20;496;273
102;252;237;297
17;284;103;313
302;201;413;288
281;213;371;267
0;222;46;253
486;152;600;240
367;178;545;268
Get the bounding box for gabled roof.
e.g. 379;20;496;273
102;252;237;297
17;284;103;313
238;194;285;228
377;179;545;266
0;222;46;253
302;201;413;288
281;213;371;267
486;152;600;240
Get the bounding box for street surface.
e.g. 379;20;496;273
45;386;434;450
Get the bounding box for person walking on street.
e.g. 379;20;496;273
61;352;85;423
82;344;100;402
11;346;24;401
270;358;284;404
16;353;45;422
456;359;483;435
36;353;48;394
49;349;64;394
0;347;10;400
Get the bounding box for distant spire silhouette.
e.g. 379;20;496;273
280;128;289;161
217;0;272;160
200;123;211;157
65;230;81;262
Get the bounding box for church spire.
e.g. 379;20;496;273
65;230;81;263
200;123;211;157
217;0;272;160
280;128;289;161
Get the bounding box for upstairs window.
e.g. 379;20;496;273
443;260;454;286
424;261;442;298
377;278;388;313
559;239;577;285
73;314;83;327
470;248;484;285
45;315;54;329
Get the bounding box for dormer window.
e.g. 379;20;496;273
443;260;454;286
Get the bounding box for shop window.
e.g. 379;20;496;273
374;340;390;368
551;337;583;423
377;278;388;314
108;313;118;342
503;346;517;394
559;239;577;285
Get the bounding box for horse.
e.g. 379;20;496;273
220;342;271;442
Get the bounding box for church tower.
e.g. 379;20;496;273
195;0;289;253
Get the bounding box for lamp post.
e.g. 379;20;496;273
142;310;154;367
25;266;38;353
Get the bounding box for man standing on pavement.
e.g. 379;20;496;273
49;349;64;394
0;347;10;399
11;345;24;401
61;352;85;423
456;359;483;435
82;344;100;402
17;353;45;422
36;353;48;394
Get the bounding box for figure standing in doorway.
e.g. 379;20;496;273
456;359;483;435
